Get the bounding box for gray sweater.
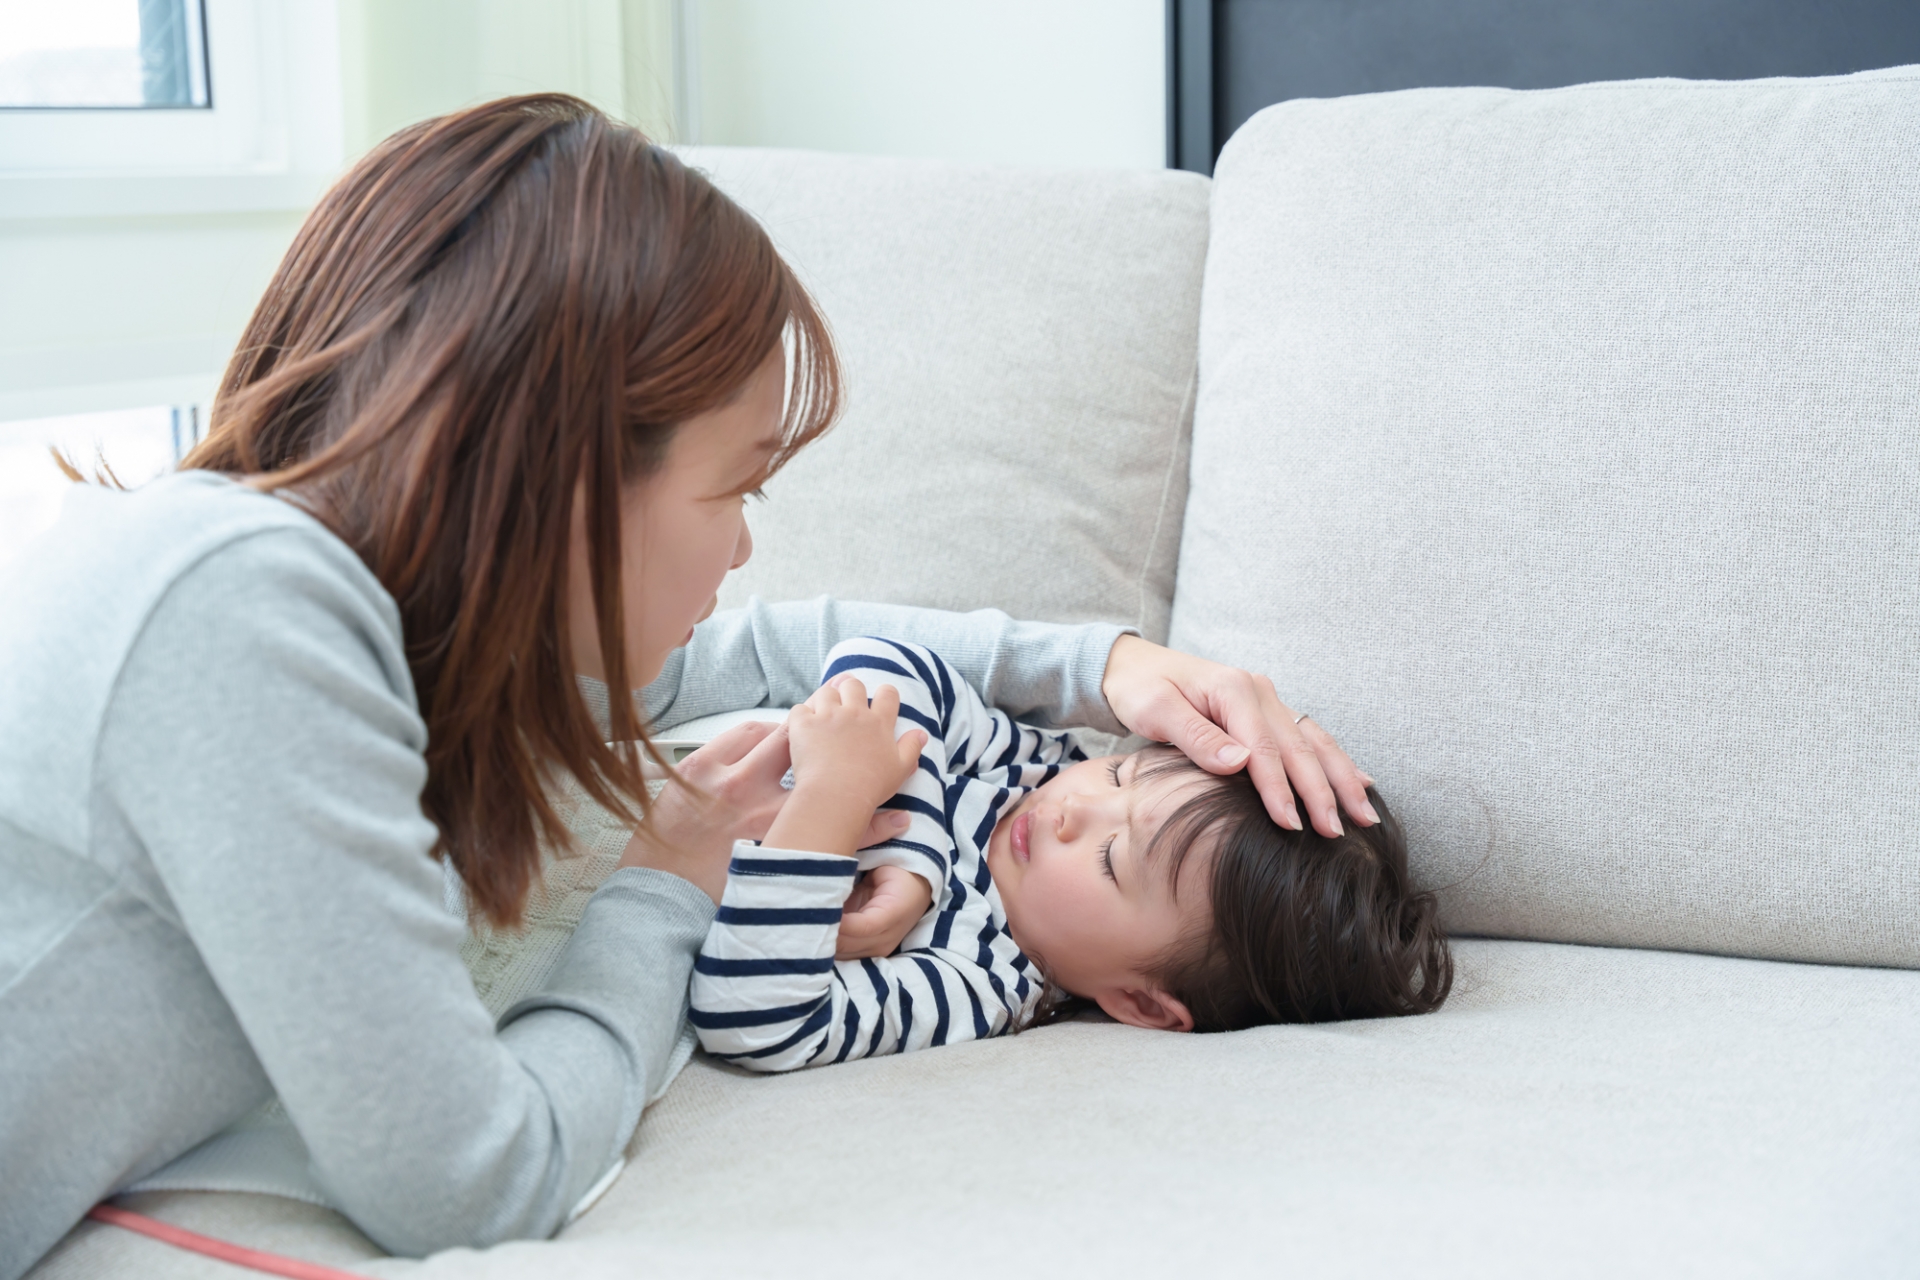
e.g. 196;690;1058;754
0;472;1126;1279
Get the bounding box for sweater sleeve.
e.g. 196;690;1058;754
689;844;1022;1072
95;528;715;1257
637;596;1134;734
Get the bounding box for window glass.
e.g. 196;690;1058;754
0;407;184;567
0;0;209;110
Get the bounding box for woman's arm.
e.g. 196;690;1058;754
640;597;1375;838
99;530;708;1255
640;596;1130;734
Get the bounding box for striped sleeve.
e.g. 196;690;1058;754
818;637;973;902
690;843;855;1069
690;842;1027;1073
826;637;1085;786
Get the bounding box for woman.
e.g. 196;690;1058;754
0;96;1373;1277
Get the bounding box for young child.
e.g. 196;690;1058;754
689;638;1451;1071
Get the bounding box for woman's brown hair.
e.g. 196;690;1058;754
183;94;838;926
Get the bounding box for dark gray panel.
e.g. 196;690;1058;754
1210;0;1920;159
1169;0;1216;170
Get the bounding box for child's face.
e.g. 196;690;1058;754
986;751;1216;1032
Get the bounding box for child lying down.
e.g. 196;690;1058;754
689;637;1452;1071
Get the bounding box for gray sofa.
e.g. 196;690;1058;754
35;67;1919;1279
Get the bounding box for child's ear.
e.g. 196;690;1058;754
1095;986;1195;1033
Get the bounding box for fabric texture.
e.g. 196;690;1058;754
638;596;1132;737
45;939;1910;1280
526;940;1920;1280
131;780;693;1214
24;70;1920;1280
692;638;1081;1070
0;472;717;1278
458;772;652;1023
1171;68;1920;967
678;146;1210;643
1;476;1130;1279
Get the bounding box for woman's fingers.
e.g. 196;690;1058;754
1126;665;1304;831
1295;715;1378;826
681;717;775;771
834;866;932;960
857;808;912;849
1194;693;1307;833
1211;675;1346;837
731;718;792;786
1100;635;1378;838
1156;692;1254;773
1214;679;1377;837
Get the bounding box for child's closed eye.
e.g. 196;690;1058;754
1107;759;1123;786
1099;836;1117;881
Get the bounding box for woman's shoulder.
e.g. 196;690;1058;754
0;472;409;853
17;469;389;616
34;468;351;574
5;470;397;668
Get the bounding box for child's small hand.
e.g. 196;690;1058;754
836;865;934;960
787;676;926;812
764;677;927;858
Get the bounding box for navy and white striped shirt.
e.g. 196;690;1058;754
689;637;1083;1072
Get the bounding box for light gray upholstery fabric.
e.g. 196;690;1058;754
43;941;1910;1278
680;146;1210;642
1171;69;1920;967
32;76;1920;1280
550;942;1920;1279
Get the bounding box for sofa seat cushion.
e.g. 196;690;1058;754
42;941;1911;1278
681;146;1210;642
1172;67;1920;966
539;942;1920;1278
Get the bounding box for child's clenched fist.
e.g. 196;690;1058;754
764;676;928;859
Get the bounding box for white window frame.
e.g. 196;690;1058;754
0;0;342;219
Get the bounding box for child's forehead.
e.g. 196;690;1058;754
1121;751;1216;828
1114;749;1234;901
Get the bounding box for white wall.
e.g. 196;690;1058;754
0;0;346;423
0;1;1166;427
339;0;675;157
0;210;304;422
692;0;1165;169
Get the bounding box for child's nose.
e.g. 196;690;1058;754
1056;794;1084;841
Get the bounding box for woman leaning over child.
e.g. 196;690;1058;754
0;95;1384;1278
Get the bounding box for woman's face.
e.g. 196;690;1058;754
568;348;786;687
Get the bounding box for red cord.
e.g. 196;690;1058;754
87;1203;375;1280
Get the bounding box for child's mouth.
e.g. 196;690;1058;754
1010;811;1032;862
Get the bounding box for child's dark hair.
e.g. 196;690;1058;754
1138;748;1452;1031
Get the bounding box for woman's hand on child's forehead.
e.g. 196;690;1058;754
1099;636;1379;838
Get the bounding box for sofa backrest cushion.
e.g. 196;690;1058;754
682;147;1209;641
1171;68;1920;968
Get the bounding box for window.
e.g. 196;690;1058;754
0;406;194;567
0;0;341;212
0;1;341;427
0;1;210;110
